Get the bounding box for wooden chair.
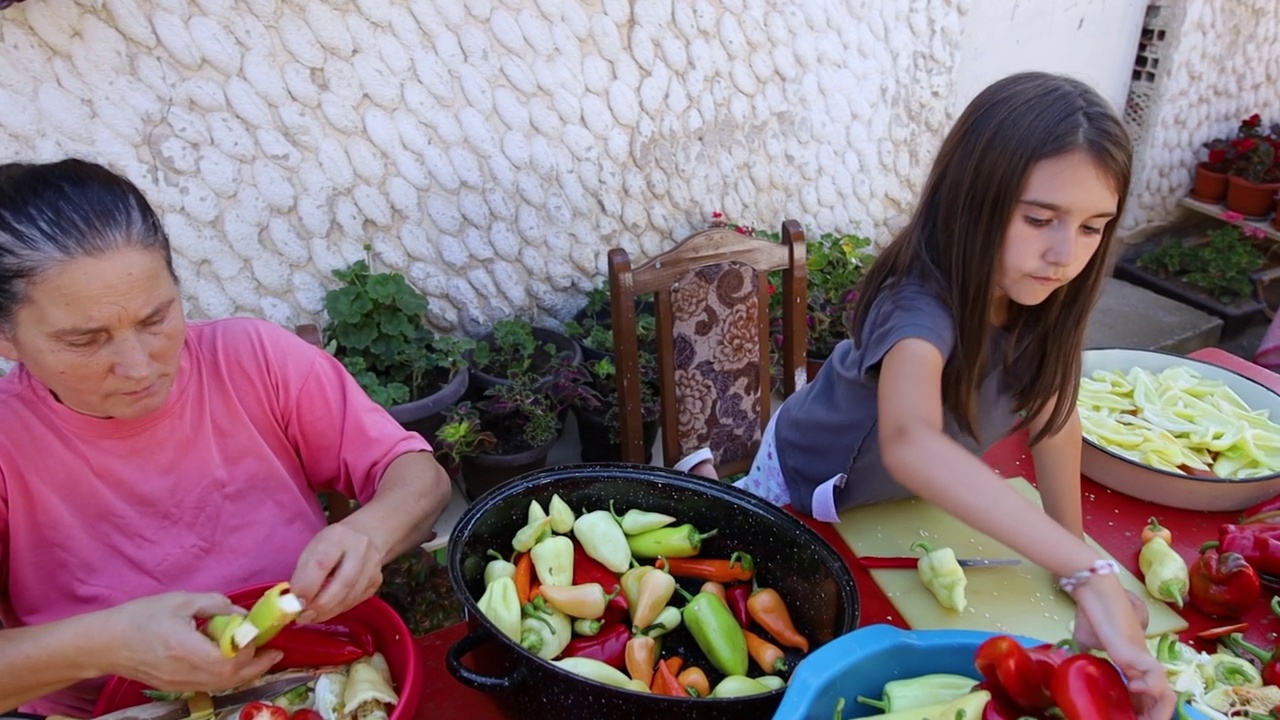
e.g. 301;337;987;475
608;219;809;477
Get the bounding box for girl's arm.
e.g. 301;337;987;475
1028;400;1085;538
877;339;1100;576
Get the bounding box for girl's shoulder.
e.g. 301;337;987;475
870;277;953;327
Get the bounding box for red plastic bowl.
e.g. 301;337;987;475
93;583;422;719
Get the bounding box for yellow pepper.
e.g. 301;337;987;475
912;541;968;613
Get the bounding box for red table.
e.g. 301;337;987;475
410;347;1280;719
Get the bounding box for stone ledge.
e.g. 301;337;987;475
1085;277;1223;354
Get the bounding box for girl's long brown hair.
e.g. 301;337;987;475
849;72;1133;446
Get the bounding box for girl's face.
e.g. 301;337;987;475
993;150;1119;322
0;246;186;419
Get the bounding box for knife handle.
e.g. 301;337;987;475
855;556;918;569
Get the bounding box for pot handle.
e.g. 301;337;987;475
445;626;528;692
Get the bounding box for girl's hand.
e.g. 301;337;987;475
1070;576;1175;720
1072;588;1149;649
289;523;384;624
106;593;281;691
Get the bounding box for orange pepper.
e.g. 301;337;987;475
625;636;656;687
744;629;788;673
676;666;710;697
747;586;809;652
514;552;534;605
654;553;755;583
651;658;687;697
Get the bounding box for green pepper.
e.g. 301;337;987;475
573;510;632;573
855;673;978;711
609;500;676;535
512;516;552;553
519;602;571;660
530;535;574;587
677;587;748;676
756;675;785;691
484;550;517;587
710;675;771;698
477;575;522;642
572;618;603;636
627;523;719;559
548;494;576;534
912;541;968;613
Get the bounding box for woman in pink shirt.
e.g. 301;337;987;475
0;160;453;716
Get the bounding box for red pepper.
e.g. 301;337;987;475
260;623;373;670
572;541;628;623
725;583;751;629
1050;654;1136;720
1025;642;1070;688
561;622;630;668
974;635;1052;712
976;681;1024;720
1240;494;1280;523
1211;524;1280;575
1188;544;1262;618
1223;630;1280;686
239;703;288;720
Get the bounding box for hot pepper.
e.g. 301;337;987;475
1142;516;1172;544
700;581;727;602
548;493;575;534
573;510;633;573
530;534;574;587
571;541;627;622
609;500;676;535
476;575;522;642
911;541;968;613
855;673;977;712
562;621;630;668
538;582;618;619
1188;543;1261;618
627;523;719;559
973;635;1051;712
620;565;654;611
747;584;809;652
744;629;788;674
677;586;749;676
652;657;688;697
654;552;755;582
630;566;677;632
625;635;657;687
725;582;751;628
260;623;374;670
1050;654;1136;720
1210;523;1280;575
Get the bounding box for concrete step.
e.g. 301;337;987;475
1084;278;1223;354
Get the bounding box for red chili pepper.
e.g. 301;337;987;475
1223;631;1280;686
260;623;373;670
561;622;630;668
725;583;751;629
572;541;628;621
653;552;755;583
1050;654;1136;720
1189;544;1262;619
974;635;1051;712
1196;622;1250;640
1211;524;1280;575
239;703;288;720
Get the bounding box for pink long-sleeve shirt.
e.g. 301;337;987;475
0;318;430;717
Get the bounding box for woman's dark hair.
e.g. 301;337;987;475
849;71;1133;446
0;159;174;330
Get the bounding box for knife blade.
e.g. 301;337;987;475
91;673;319;720
856;556;1023;569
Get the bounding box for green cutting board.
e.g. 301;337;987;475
834;477;1188;642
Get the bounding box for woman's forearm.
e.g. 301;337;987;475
882;424;1101;578
1030;410;1085;538
0;612;109;713
340;451;452;563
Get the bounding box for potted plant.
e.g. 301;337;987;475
563;282;658;364
1119;222;1267;334
469;317;582;394
1225;114;1280;217
323;253;473;436
461;353;597;499
573;355;660;464
1192;135;1241;203
431;401;496;481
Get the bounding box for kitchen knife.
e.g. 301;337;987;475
88;672;319;720
856;556;1023;569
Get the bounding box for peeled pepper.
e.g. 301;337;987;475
477;575;522;642
530;535;574;587
912;541;968;613
573;510;632;573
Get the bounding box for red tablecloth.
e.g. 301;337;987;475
410;346;1280;719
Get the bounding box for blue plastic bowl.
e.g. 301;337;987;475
773;624;1204;720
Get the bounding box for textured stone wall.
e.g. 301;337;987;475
1122;0;1280;236
0;0;965;333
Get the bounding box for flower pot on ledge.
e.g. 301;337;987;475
1191;162;1229;203
1226;175;1280;219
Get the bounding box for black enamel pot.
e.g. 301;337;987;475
445;463;859;720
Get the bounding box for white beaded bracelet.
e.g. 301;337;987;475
1057;559;1121;593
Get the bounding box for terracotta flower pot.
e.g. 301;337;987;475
1190;162;1229;203
1225;175;1280;218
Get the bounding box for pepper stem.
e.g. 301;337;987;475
854;696;889;711
1224;632;1274;663
487;549;504;561
910;540;935;555
675;585;695;602
521;603;556;634
1199;540;1220;553
1271;595;1280;620
729;551;755;571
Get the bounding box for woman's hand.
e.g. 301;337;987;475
289;522;384;624
1070;577;1174;720
106;593;281;691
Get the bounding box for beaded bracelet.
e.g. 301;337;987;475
1056;559;1121;593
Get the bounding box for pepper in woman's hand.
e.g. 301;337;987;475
1188;543;1261;618
1050;654;1136;720
1211;524;1280;575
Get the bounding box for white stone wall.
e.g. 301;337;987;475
0;0;966;333
1122;0;1280;236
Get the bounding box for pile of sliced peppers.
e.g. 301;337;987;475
472;495;811;698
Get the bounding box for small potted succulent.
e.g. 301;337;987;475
468;317;582;394
431;401;497;481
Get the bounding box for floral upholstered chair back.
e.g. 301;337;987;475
669;261;764;470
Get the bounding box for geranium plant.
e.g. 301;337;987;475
1137;223;1266;305
1228;114;1280;184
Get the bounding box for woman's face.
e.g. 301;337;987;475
0;247;185;419
993;149;1120;319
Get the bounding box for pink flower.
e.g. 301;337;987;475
1245;226;1267;240
1221;211;1245;222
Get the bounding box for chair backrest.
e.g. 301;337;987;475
296;322;355;523
608;220;809;477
